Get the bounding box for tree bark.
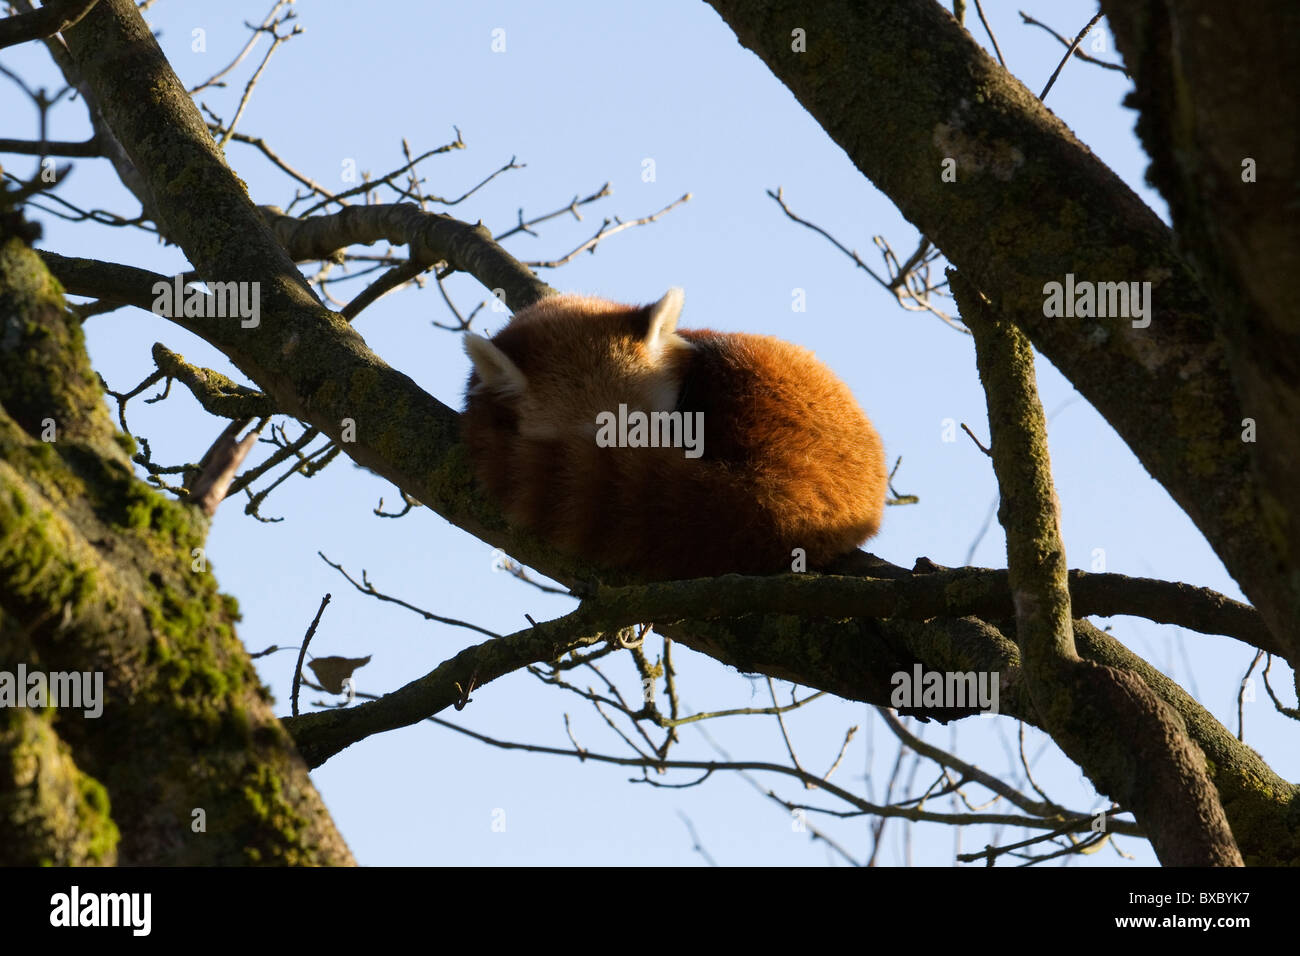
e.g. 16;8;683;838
0;207;353;865
1100;0;1300;672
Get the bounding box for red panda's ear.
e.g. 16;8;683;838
465;333;526;396
643;287;686;354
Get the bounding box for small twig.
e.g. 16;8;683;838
297;133;466;217
1038;11;1104;101
1236;650;1264;741
493;182;613;243
242;437;337;520
430;272;471;329
341;258;425;321
97;368;165;435
217;13;303;148
961;422;992;457
879;708;1065;818
454;670;478;711
190;0;293;94
426;154;523;206
563;713;586;759
225;133;338;202
490;551;571;596
767;677;811;787
1260;654;1300;722
524;193;691;269
226;424;318;498
768;187;965;332
973;0;1007;69
319;552;501;640
1017;721;1056;808
885;455;919;506
957;812;1118;865
292;594;332;717
1019;11;1128;76
821;726;858;784
373;493;419;518
677;812;719;867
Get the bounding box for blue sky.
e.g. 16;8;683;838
4;0;1293;866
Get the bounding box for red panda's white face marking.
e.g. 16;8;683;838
464;288;693;442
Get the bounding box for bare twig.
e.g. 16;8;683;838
318;552;502;640
767;187;965;332
677;812;719;867
190;0;294;94
973;0;1006;69
292;593;332;717
961;422;992;457
767;677;811;787
216;11;303;148
1019;11;1128;76
1236;650;1264;741
524;193;691;268
1038;11;1104;101
1261;655;1300;722
493;182;612;242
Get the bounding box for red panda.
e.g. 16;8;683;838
461;288;887;580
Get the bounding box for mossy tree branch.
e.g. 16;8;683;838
959;269;1242;866
150;343;277;420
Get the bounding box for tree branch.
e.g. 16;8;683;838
0;0;98;51
258;204;552;313
151;343;277;419
960;268;1241;866
282;605;608;767
0;136;101;156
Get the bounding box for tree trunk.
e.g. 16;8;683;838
0;208;353;865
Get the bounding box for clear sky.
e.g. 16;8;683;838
4;0;1294;866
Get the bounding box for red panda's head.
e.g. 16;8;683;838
463;289;693;440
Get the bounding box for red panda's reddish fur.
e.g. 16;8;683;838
461;290;887;580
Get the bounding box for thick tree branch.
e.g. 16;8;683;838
0;0;98;50
258;204;553;313
36;251;170;311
